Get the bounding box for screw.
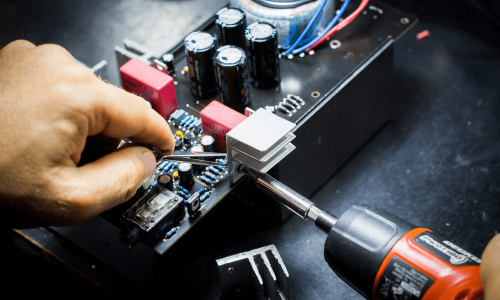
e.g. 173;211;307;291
228;267;235;274
400;17;409;25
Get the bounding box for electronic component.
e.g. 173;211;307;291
190;145;206;172
245;22;280;88
198;175;213;185
184;117;196;128
158;174;173;190
178;163;195;186
120;58;178;118
161;53;175;76
197;187;207;194
278;104;292;116
200;101;247;152
214;45;251;113
186;192;201;216
165;227;178;239
184;31;218;98
287;94;305;105
280;102;296;112
200;135;215;153
192;118;203;134
207;166;220;175
175;130;184;139
163;162;173;172
121;185;185;245
183;133;193;147
200;191;211;202
158;161;168;171
177;190;190;200
169;109;187;124
177;185;189;195
231;0;335;48
284;97;300;109
180;115;193;127
215;7;247;49
172;171;179;181
203;172;217;181
174;139;183;150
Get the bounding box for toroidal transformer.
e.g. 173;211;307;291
230;0;336;49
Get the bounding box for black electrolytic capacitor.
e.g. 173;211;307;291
183;133;193;147
175;139;183;150
158;174;173;191
161;53;175;76
214;45;251;113
200;135;215;153
215;7;247;49
184;32;218;98
190;145;205;172
178;163;195;186
245;22;280;88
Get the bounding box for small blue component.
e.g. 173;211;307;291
178;186;189;194
177;190;190;199
204;172;216;181
185;117;196;127
158;162;168;170
216;159;225;164
197;187;206;194
150;182;157;188
166;227;178;238
181;115;193;126
199;176;212;185
173;162;179;168
200;191;211;202
163;162;173;172
208;166;220;175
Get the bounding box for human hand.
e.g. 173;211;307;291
481;234;500;299
0;40;175;228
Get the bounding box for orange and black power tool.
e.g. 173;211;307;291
243;168;483;300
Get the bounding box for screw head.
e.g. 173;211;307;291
228;267;235;274
400;17;409;25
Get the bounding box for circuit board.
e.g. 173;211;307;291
51;0;417;255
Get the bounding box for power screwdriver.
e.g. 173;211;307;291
243;168;483;300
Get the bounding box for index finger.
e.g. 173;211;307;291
86;79;175;153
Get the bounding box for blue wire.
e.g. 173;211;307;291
292;0;351;55
282;0;329;57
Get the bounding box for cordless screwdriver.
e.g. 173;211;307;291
243;168;483;300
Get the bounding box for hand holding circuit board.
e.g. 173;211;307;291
0;40;175;228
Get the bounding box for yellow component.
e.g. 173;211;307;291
183;66;189;73
175;130;184;139
173;171;179;181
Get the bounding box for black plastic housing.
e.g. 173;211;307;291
324;204;416;298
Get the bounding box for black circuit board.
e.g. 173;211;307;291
90;1;416;255
143;120;235;254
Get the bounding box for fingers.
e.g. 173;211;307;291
59;145;157;224
481;234;500;299
86;80;175;153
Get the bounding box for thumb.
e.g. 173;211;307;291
62;146;156;223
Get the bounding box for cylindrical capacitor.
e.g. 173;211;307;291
178;163;195;186
215;7;247;49
245;22;280;88
184;32;218;98
175;139;183;150
161;53;175;76
183;133;193;148
158;174;173;191
190;145;205;172
200;135;215;153
214;45;251;113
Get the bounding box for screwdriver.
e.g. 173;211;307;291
243;168;483;300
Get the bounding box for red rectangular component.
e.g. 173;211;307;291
119;58;177;118
200;101;247;153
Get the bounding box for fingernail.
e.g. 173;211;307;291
141;151;156;183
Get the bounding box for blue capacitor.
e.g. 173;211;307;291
178;186;189;194
199;176;212;185
208;166;220;175
204;172;217;181
177;190;190;199
200;191;211;202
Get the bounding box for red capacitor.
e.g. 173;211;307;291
200;101;247;153
120;58;178;118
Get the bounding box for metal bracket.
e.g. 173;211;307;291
227;108;296;184
216;245;290;300
75;58;108;78
114;38;159;69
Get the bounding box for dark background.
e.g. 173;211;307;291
1;0;499;298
